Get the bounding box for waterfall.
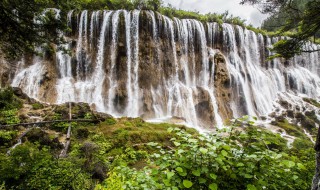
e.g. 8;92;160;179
10;10;320;130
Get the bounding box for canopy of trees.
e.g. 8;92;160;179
241;0;320;58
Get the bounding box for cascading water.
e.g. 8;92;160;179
11;10;320;129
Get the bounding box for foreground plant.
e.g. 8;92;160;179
102;125;314;190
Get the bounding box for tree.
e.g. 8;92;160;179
0;0;70;59
240;0;320;59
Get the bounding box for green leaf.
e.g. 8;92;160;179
173;142;181;147
297;163;306;170
178;149;184;154
221;150;228;157
292;175;299;180
163;179;171;186
200;147;208;154
236;163;244;167
183;180;193;188
283;160;295;168
188;138;198;143
176;167;183;173
247;184;257;190
210;173;217;180
199;178;207;184
222;145;231;151
209;183;218;190
192;169;201;177
167;171;175;180
245;174;253;179
167;127;173;133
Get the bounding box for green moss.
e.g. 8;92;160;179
103;118;117;125
32;103;44;110
303;97;320;108
292;137;314;151
275;119;305;138
94;117;197;149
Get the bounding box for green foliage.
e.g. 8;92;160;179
0;109;20;125
242;0;320;58
32;102;44;110
0;143;93;189
274;119;305;137
0;88;22;110
0;130;17;145
101;126;314;189
104;118;117;125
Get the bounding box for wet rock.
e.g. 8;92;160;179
213;51;233;121
287;110;294;118
92;111;113;122
275;116;285;122
279;100;289;109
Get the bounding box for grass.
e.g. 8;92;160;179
93;117;197;148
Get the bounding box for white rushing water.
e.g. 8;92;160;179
11;10;320;130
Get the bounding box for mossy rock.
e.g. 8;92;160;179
25;128;63;149
273;119;305;138
32;103;44;110
303;98;320;108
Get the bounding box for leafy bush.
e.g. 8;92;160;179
0;88;22;110
0;130;17;145
0;109;20;125
102;126;314;190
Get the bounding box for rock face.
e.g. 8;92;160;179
213;52;232;120
3;10;320;129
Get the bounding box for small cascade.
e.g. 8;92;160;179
12;56;45;100
10;10;320;130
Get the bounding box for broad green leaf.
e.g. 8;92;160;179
174;142;181;147
167;127;173;133
178;149;184;154
200;147;208;154
236;163;244;167
292;175;299;180
245;174;253;179
222;145;231;151
163;179;171;186
192;169;201;177
209;183;218;190
199;178;207;184
247;184;257;190
183;180;193;188
210;173;217;180
283;160;295;168
176;167;183;173
297;163;306;170
167;171;174;180
221;150;228;157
